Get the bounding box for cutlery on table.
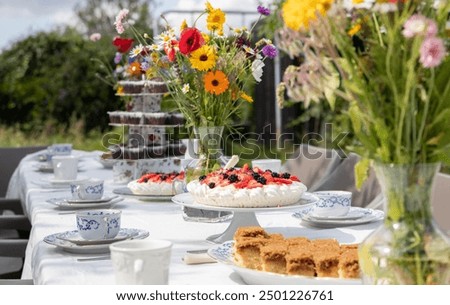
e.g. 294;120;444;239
77;255;111;262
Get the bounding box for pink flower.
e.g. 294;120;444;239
419;37;446;68
89;33;101;42
402;14;438;38
114;9;129;34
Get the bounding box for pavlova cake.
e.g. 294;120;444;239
186;164;306;208
127;172;184;195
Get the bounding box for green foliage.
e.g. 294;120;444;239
0;28;121;133
0;119;105;151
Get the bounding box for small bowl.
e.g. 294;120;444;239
312;191;352;217
76;209;121;240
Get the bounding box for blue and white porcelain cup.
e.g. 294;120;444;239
76;209;121;240
312;191;352;217
70;179;104;200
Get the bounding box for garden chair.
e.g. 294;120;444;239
312;153;381;208
283;144;343;192
431;172;450;235
0;146;45;279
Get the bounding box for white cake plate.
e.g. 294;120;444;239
171;192;319;244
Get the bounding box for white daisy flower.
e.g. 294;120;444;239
342;0;374;11
182;84;190;94
243;46;255;55
129;44;143;58
233;26;249;36
252;59;265;83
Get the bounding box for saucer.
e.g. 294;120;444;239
309;207;368;220
293;207;384;227
66;195;118;204
34;163;53;173
44;228;149;254
56;228;139;245
47;197;124;210
49;176;89;185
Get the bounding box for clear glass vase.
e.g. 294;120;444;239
181;126;233;223
359;163;450;284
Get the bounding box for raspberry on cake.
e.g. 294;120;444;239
127;172;185;195
186;164;307;208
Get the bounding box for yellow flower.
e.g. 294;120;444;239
205;1;214;12
282;0;334;31
240;92;254;103
207;8;226;33
204;70;229;95
348;23;362;36
180;19;188;32
189;45;217;71
202;33;210;43
116;86;124;95
353;0;364;3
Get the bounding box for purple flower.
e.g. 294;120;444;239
262;44;278;59
140;61;150;72
419;37;446;68
257;5;270;16
114;52;122;64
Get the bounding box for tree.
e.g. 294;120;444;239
0;28;121;132
75;0;154;38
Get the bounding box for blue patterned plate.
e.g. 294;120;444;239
310;207;370;220
208;241;361;285
55;228;139;245
293;207;384;227
44;228;149;254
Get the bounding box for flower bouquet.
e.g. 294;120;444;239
276;0;450;284
113;2;277;170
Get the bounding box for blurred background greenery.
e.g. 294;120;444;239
0;0;153;149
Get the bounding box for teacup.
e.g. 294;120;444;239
252;159;282;172
46;144;73;163
76;209;121;240
312;191;352;217
52;155;78;180
110;239;172;285
70;179;104;200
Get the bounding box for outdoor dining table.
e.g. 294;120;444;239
6;150;381;285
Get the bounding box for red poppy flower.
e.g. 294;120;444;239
112;37;134;53
165;39;179;62
179;28;204;55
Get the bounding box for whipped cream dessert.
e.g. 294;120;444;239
187;164;306;208
127;172;184;195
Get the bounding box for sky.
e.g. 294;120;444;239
0;0;270;51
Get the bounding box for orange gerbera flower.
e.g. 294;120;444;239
204;70;229;95
127;61;142;76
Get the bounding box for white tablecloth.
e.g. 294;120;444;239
6;150;380;285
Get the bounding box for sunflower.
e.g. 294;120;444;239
204;70;229;95
282;0;334;31
189;45;217;71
